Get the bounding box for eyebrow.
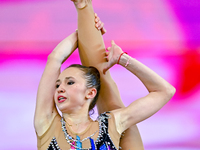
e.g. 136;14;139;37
56;77;74;83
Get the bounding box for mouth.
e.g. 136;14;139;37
57;95;67;103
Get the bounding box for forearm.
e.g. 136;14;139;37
37;59;61;101
50;32;78;64
113;54;176;133
119;54;175;97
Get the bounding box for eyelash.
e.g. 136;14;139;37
56;84;60;88
67;81;75;85
56;81;74;88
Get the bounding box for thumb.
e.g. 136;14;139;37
111;40;115;45
103;65;109;74
101;27;106;35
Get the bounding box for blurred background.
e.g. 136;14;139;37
0;0;200;149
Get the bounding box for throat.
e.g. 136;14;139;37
63;117;92;134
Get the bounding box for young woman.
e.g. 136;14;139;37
34;31;175;149
34;0;176;149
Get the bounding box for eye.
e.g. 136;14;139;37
56;84;60;88
67;81;75;85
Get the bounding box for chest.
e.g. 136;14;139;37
46;113;119;150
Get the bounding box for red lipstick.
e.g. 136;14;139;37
57;95;67;103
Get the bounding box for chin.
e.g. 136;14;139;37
57;105;67;112
57;105;71;114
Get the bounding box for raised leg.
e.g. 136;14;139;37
73;0;144;149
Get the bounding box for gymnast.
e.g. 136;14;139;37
34;0;176;149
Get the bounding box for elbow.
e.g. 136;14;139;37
47;52;61;63
165;85;176;101
169;85;176;97
47;52;56;60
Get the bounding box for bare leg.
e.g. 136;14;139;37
73;0;144;149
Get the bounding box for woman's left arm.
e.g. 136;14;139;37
104;40;176;134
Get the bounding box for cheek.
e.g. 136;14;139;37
72;85;86;95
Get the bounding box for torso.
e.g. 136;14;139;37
36;112;120;150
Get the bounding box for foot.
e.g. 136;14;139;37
71;0;88;9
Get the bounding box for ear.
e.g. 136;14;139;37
86;88;97;99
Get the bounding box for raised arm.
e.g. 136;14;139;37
104;40;176;134
34;32;78;136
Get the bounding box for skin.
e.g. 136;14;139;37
54;67;97;133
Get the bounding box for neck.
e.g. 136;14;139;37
61;99;93;133
62;111;90;125
62;111;92;134
62;99;92;124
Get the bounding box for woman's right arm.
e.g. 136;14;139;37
104;41;176;134
34;32;78;136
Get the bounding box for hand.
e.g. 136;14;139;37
103;40;124;74
95;13;106;35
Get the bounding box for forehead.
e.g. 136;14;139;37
58;67;84;81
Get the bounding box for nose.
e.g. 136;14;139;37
57;84;66;93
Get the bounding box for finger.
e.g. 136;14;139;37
99;21;106;35
99;22;104;30
101;29;106;35
107;47;111;51
104;54;108;60
95;17;99;23
105;51;109;56
97;21;102;30
102;27;107;34
111;40;115;45
94;13;97;17
95;21;101;29
95;18;99;23
95;23;100;29
95;16;100;22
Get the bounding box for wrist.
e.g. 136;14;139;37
117;52;127;64
118;53;131;67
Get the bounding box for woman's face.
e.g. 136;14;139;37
54;67;88;113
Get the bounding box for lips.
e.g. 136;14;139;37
57;95;67;103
